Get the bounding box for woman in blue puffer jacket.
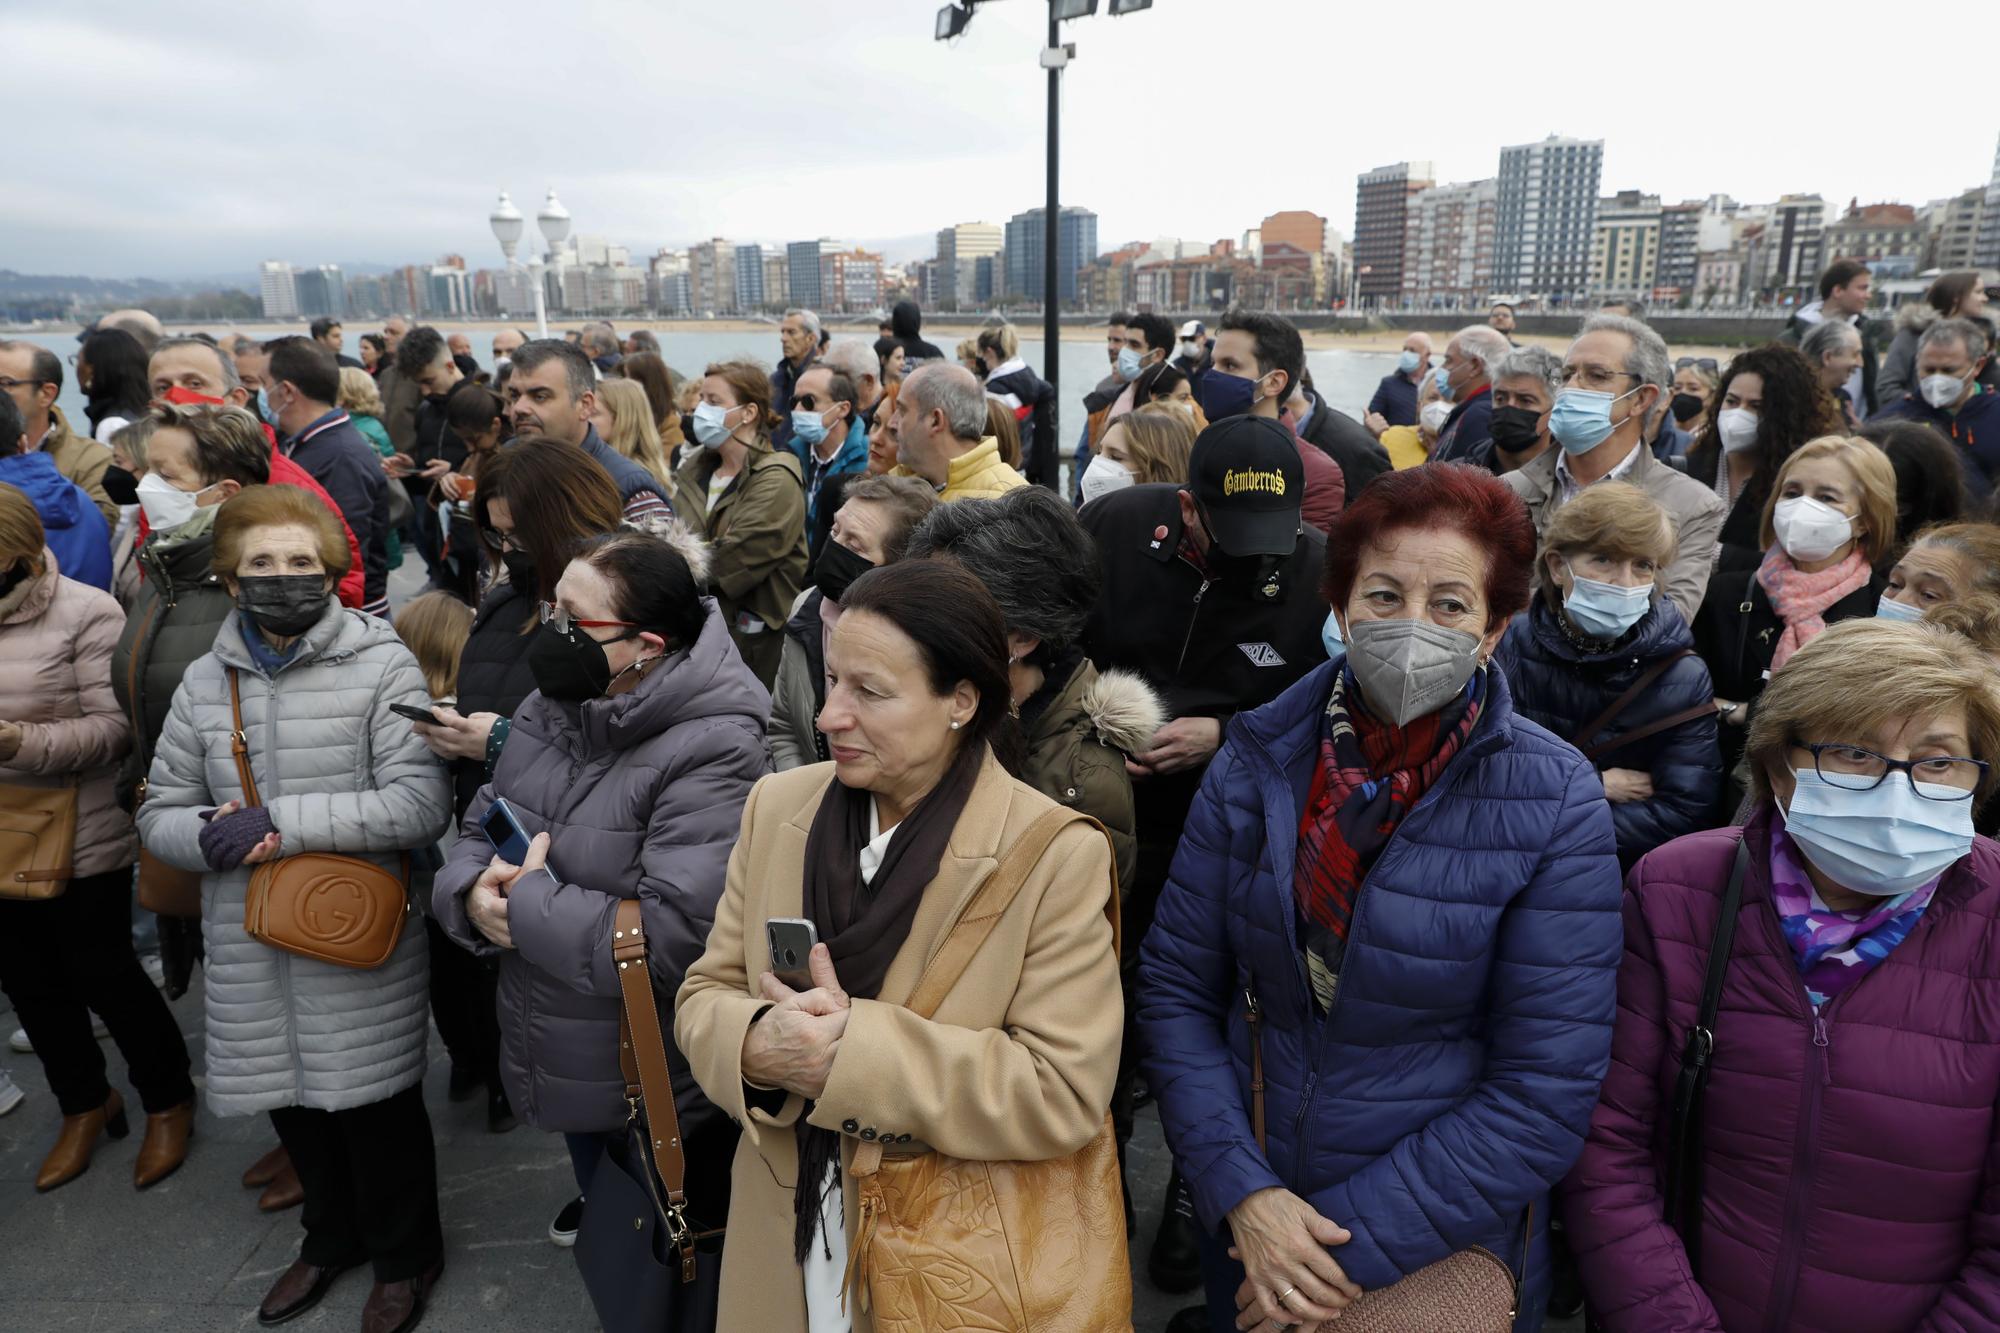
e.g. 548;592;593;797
1138;463;1622;1333
1496;481;1721;867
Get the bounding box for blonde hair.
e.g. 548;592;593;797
1536;481;1677;596
336;366;383;418
1118;404;1200;485
1925;592;2000;658
0;484;46;573
595;378;671;485
1744;618;2000;804
1759;434;1899;566
983;398;1021;468
394;591;474;698
211;485;350;581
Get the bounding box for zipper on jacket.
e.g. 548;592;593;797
1173;571;1212;677
1765;1011;1829;1333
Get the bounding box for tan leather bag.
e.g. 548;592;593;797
228;668;410;969
842;806;1133;1333
135;776;204;917
0;780;77;900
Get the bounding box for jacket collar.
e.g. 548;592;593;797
0;548;60;626
211;596;355;677
941;437;1004;491
567;597;770;754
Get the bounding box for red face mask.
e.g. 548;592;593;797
158;385;227;407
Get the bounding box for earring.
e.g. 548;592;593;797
950;720;962;731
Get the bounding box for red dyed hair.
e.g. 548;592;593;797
1322;462;1536;630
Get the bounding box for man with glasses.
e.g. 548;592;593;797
784;364;866;565
0;340;118;527
1502;314;1726;620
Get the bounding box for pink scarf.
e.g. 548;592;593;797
1756;546;1870;669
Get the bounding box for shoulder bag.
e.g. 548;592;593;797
129;596;204;916
574;898;724;1332
0;779;77;900
1245;988;1531;1333
1568;648;1719;766
842;805;1134;1332
228;667;410;969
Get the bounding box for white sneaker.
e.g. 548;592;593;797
8;1016;108;1054
141;953;167;990
0;1069;22;1116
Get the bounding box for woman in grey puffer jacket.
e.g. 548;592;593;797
433;526;768;1247
137;486;452;1330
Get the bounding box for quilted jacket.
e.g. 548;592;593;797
136;600;452;1115
432;597;769;1135
1562;808;2000;1333
1497;595;1721;865
1137;658;1623;1326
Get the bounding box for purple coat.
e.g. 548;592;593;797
1561;805;2000;1332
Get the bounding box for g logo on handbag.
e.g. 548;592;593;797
298;873;381;946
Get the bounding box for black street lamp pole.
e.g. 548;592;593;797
1044;0;1061;463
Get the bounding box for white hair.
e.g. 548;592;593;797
901;362;988;441
818;336;877;386
784;308;822;341
1452;325;1511;382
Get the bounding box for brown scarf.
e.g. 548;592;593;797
790;742;984;1262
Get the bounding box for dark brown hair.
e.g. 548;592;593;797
1684;343;1841;516
472;436;623;613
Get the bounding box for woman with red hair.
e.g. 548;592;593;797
1139;462;1623;1332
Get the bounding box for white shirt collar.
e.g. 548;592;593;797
1554;437;1642;502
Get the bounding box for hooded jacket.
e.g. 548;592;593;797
670;435;807;680
1496;596;1720;867
280;409;391;608
1431;385;1494;464
1137;660;1622;1327
135;601;453;1115
112;519;232;790
1871;386;2000;498
1022;659;1162;895
0;449;111;592
432;597;770;1134
1876;304;2000;406
887;299;945;365
37;406;118;530
0;551;134;877
1562;809;2000;1333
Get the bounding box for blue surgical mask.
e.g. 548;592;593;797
1397;350;1422;375
790;407;829;448
1782;766;1975;897
1321;609;1344;659
1548;385;1640;455
690;402;734;448
1116;347;1145;381
1197;369;1258;422
1561;561;1653;641
257;386;282;428
1432;366;1455;402
1876;593;1925;623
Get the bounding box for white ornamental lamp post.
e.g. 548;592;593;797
536;188;572;334
488;190;546;336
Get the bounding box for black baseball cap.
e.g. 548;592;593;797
1185;416;1304;557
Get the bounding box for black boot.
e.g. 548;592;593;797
1148;1169;1204;1294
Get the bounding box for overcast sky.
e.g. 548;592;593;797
9;0;1995;281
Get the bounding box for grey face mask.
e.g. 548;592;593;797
1345;617;1484;725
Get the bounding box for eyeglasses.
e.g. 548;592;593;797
1560;365;1639;392
1675;357;1720;373
0;377;48;391
1794;742;1987;801
537;601;635;635
482;528;524;554
793;394;822;411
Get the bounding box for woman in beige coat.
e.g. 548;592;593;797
677;558;1127;1332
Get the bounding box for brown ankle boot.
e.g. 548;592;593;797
36;1088;127;1192
134;1101;195;1189
241;1143;289;1189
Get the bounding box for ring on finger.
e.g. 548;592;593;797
1275;1285;1298;1308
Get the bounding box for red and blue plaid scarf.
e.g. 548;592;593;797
1295;666;1482;1006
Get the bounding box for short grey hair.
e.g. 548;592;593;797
152;335;240;392
1580;312;1672;391
784;308;823;341
818;336;878;387
1922;317;1990;363
1495;345;1562;398
900;362;987;441
902;486;1100;658
580;324;620;357
1452;325;1511;382
1800;317;1862;365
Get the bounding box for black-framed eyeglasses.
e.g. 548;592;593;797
481;528;525;554
1675;357;1720;373
1794;741;1987;801
0;376;48;391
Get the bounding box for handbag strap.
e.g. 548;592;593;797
610;897;703;1279
1569;649;1692;753
1579;699;1719;764
1663;835;1750;1273
226;668;262;807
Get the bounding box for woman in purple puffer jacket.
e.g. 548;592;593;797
1563;617;2000;1332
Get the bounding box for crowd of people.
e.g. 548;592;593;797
0;266;1998;1333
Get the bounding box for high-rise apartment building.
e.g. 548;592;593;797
688;239;737;315
934;222;1004;311
763;250;789;309
733;243;766;311
1654;202;1703;297
1354;161;1435;307
1979;133;2000;268
292;264;346;320
1004;207;1098;305
1762;194;1826;296
1590;191;1661;301
258;261;298;319
787;239;842;310
1925;188;1987;272
820;249;884;313
1494;136;1603;302
1400;180;1497;307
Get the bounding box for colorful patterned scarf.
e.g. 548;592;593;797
1755;546;1869;671
1770;824;1937;1010
1294;666;1483;1008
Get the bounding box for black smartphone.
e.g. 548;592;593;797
479;797;533;866
765;917;819;991
390;702;443;725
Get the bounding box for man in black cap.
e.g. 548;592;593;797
1077;413;1329;1289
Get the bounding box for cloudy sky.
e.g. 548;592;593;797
8;0;1994;281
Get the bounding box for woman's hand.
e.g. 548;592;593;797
1601;768;1655;804
466;853;524;949
1225;1187;1361;1330
412;706;499;761
0;720;21;762
1713;697;1747;728
741;944;852;1100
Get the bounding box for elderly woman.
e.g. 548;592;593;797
676;558;1125;1331
137;485;452;1329
1564;618;2000;1330
1695;434;1895;800
433;528;768;1257
1800;318;1867;426
1498;482;1720;866
1140;463;1622;1333
1879;521;2000;620
770;476;937;771
0;485;195;1193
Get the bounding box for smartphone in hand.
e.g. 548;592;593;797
765;917;819;991
479;797;533;866
389;702;443;725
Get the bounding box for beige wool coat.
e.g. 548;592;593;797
675;751;1123;1332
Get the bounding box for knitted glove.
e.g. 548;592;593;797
197;805;277;872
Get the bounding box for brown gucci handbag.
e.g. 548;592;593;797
0;779;77;900
228;668;410;969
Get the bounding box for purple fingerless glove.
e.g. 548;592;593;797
197;805;278;871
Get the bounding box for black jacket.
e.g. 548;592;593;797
888;300;945;364
284;410;391;607
986;362;1058;489
1295;392;1391;504
1680;442;1766;575
450;580;543;819
1430;387;1494;464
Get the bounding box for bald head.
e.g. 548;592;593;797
1402;331;1433;358
100;309;164;353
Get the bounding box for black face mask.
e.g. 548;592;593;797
236;574;330;637
1489;405;1545;454
102;464;140;506
1669;392;1705;425
813;540;875;606
527;620;636;702
501;548;536;593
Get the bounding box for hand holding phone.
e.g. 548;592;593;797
479;797;534;866
765;917;819;991
390;702;444;726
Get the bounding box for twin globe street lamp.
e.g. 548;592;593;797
489;188;572;338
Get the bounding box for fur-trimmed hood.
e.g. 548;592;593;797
1078;667;1165;756
1895;302;1942;335
623;512;714;585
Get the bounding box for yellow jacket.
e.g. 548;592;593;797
1381;424;1432;471
896;436;1026;501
